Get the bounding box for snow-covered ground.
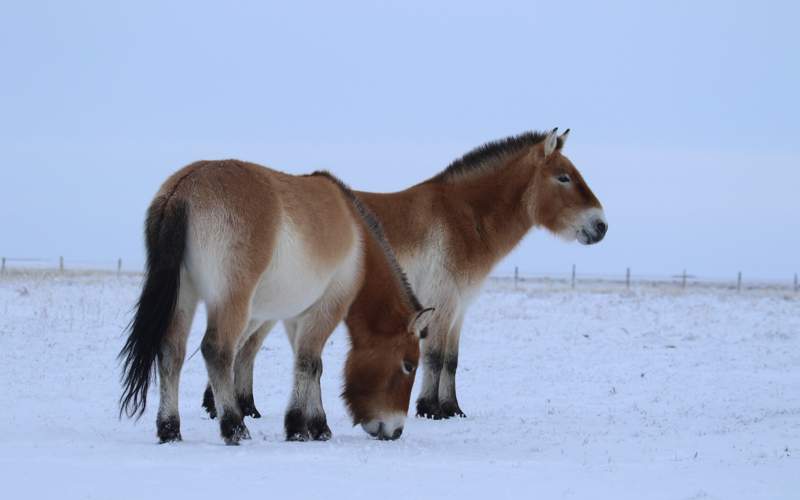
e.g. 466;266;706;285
1;272;797;499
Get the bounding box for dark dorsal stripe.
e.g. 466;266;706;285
307;170;423;312
426;130;562;183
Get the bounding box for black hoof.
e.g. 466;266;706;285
440;401;467;419
222;423;249;445
308;415;332;441
157;415;182;443
220;411;248;445
286;430;311;442
202;385;217;419
284;408;309;442
416;398;442;420
237;394;262;419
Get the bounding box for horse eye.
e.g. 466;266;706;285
401;360;415;375
557;174;571;183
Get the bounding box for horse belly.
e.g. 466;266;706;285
249;221;356;321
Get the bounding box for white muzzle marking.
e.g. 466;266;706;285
360;412;406;440
560;207;608;245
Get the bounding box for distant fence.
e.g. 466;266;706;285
1;256;797;294
496;265;799;294
0;256;131;276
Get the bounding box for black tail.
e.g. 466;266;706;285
119;197;189;418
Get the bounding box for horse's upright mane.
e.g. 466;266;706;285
425;130;563;183
307;170;422;312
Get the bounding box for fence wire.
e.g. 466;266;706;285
1;257;797;293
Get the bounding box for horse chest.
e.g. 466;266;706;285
400;242;484;320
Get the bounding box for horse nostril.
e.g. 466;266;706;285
391;427;403;440
595;221;607;236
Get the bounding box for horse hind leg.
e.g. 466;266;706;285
201;292;252;445
201;319;273;420
156;274;198;442
234;320;275;418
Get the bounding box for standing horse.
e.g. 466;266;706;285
203;128;607;421
119;161;433;444
377;128;607;419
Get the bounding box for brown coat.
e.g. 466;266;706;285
356;129;607;418
120;160;433;445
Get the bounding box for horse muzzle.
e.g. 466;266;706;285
577;210;608;245
361;413;405;440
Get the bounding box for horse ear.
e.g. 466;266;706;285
558;129;570;150
543;127;559;157
409;307;435;339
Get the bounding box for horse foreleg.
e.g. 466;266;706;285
416;304;455;419
438;313;466;418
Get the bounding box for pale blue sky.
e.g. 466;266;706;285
1;1;797;279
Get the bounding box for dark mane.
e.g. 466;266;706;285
307;170;422;311
426;130;562;183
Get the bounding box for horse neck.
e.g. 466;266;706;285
346;228;410;345
436;154;536;266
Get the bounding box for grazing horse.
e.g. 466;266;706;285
203;128;607;421
119;160;434;444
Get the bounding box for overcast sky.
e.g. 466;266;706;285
1;1;797;280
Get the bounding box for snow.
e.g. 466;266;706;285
1;272;798;499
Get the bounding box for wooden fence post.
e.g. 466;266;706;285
514;266;519;289
681;269;687;289
571;264;576;289
737;271;742;292
59;256;64;273
626;267;630;289
117;258;122;276
794;273;798;293
1;257;5;275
